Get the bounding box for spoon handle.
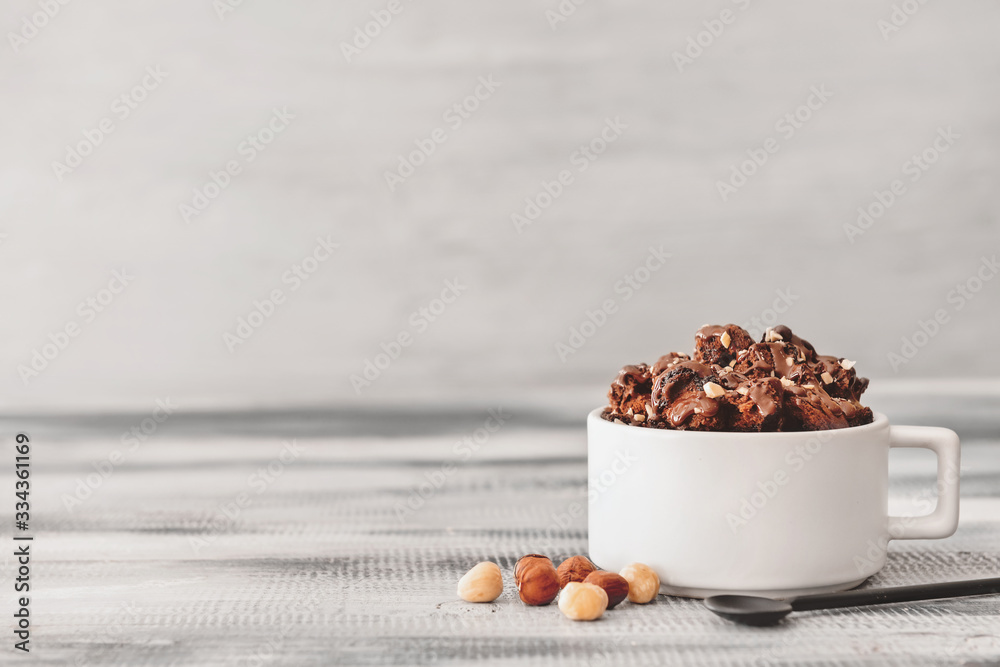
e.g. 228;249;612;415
791;577;1000;612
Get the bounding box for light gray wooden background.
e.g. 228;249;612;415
1;411;998;666
1;0;999;413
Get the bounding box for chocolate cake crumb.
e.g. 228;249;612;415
604;324;873;432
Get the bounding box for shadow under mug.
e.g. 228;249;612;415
587;409;960;598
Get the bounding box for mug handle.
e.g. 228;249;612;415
887;425;961;540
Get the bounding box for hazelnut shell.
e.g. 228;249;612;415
556;555;597;588
514;554;559;606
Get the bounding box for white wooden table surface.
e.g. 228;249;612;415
3;411;999;666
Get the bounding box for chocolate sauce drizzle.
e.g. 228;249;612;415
604;324;871;431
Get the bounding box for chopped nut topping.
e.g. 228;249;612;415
614;419;624;424
604;325;872;431
703;382;725;398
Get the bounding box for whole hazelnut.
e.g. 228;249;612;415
619;562;660;604
456;561;503;603
558;582;608;621
514;554;560;606
583;571;630;609
556;555;597;588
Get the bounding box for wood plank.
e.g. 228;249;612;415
4;428;999;665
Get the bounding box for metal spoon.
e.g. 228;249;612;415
705;576;1000;626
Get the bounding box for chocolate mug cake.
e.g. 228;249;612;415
603;324;873;432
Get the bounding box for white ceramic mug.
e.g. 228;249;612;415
587;409;960;598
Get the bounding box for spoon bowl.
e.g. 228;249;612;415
704;595;793;626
